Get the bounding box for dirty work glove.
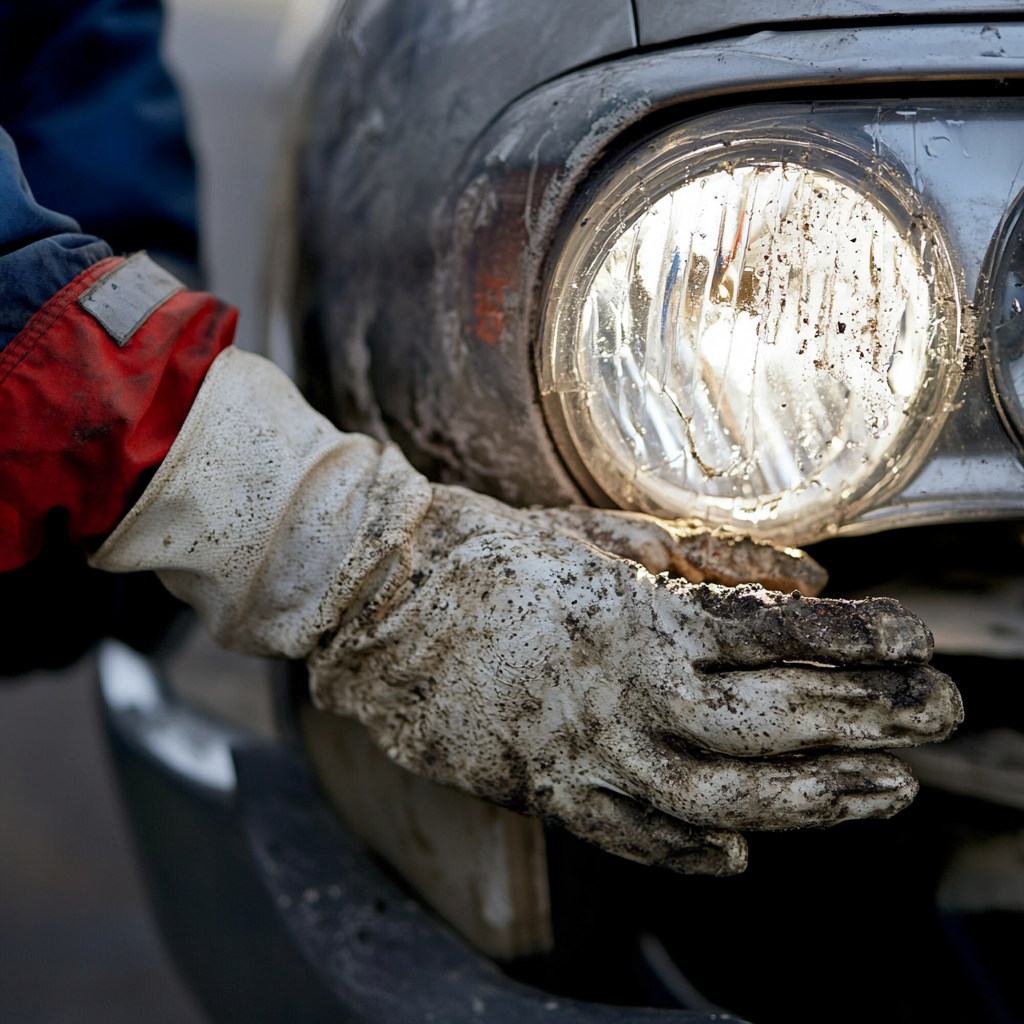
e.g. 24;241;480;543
91;348;963;875
531;505;828;596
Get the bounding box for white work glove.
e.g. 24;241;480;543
92;348;963;875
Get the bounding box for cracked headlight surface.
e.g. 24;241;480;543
540;108;962;544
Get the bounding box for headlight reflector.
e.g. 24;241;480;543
540;110;961;543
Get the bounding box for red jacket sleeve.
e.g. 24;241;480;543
0;253;236;572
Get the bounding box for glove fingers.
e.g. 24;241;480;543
621;747;918;831
659;663;962;757
678;586;934;667
662;529;828;596
554;785;747;876
536;507;827;595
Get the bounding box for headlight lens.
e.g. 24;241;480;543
984;185;1024;450
540;109;961;543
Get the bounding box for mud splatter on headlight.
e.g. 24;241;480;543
540;109;962;544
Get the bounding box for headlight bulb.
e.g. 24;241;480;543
540;108;961;544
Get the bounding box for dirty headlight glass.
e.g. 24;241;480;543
540;111;961;544
984;185;1024;453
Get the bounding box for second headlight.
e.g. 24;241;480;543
539;106;961;544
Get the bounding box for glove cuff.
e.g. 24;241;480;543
91;347;433;658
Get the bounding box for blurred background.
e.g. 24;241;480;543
0;1;329;1020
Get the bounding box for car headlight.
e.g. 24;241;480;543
984;185;1024;452
539;108;962;544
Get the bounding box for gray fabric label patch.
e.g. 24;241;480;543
78;253;185;347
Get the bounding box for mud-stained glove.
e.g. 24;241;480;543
91;347;963;875
532;505;828;597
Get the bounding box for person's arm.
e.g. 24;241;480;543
0;0;202;671
0;122;215;672
0;0;205;671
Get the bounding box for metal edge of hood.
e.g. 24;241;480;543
634;0;1024;47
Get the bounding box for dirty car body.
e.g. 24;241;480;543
108;4;1024;1023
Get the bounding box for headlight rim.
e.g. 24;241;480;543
538;106;964;545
